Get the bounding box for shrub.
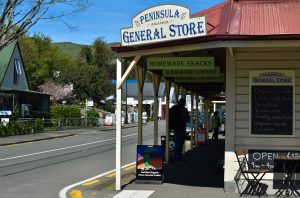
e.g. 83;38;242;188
100;103;115;113
11;108;20;121
50;105;81;119
0;120;44;137
87;109;99;118
0;125;9;137
32;111;51;119
33;119;44;133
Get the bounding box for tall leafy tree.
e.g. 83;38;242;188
92;38;113;68
61;63;114;105
60;38;115;105
19;34;74;90
78;45;92;65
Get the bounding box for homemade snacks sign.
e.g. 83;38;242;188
250;70;295;136
147;57;225;83
148;57;214;70
121;5;206;46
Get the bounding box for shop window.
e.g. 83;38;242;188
14;59;22;84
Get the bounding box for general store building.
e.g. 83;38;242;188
112;0;300;194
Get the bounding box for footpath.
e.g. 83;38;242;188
57;131;244;198
66;138;243;198
0;124;243;198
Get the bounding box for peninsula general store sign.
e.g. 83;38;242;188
121;5;206;46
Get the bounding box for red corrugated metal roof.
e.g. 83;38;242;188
192;1;231;35
193;0;300;35
112;0;300;52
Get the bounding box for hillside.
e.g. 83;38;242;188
53;42;119;60
52;42;86;59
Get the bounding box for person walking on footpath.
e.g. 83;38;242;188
170;98;190;162
211;111;221;142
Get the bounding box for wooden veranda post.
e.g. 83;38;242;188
135;65;146;145
181;87;186;153
190;92;194;149
181;87;186;99
165;80;171;163
174;84;179;104
153;73;161;145
204;99;209;140
195;94;199;147
115;55;140;191
115;56;122;191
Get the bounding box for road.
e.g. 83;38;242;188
0;121;166;198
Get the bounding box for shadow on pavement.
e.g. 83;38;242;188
163;139;225;187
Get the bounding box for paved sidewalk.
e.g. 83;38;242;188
0;123;139;146
65;138;246;198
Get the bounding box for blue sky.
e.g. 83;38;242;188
29;0;224;45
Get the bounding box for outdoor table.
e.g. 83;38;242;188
274;156;300;197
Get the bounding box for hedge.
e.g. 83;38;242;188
50;105;81;119
87;109;99;118
32;111;51;119
0;120;44;137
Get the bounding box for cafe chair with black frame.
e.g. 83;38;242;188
235;148;270;197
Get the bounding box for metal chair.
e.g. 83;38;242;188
235;149;269;197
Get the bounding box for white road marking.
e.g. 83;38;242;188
113;190;154;198
58;162;136;198
0;133;138;161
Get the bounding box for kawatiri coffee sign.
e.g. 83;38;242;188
121;5;206;46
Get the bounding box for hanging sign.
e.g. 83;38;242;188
174;73;225;83
148;57;214;70
162;67;220;77
121;5;206;46
136;145;164;183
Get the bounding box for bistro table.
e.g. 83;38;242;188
274;156;300;197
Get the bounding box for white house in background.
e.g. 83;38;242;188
122;81;168;119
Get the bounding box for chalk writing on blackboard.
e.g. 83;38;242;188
248;150;300;171
251;86;293;135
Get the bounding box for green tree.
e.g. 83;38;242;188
92;38;113;68
19;34;74;90
61;62;114;105
92;38;116;79
78;45;92;65
60;38;115;105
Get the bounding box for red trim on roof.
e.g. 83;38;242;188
112;0;300;52
112;34;300;52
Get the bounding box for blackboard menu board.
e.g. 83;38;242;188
251;85;293;135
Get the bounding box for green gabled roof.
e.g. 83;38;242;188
0;40;17;84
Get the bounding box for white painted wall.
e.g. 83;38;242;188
225;47;300;193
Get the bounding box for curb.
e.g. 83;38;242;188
0;123;145;146
59;162;136;198
98;123;146;131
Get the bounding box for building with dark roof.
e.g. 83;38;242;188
0;41;50;120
